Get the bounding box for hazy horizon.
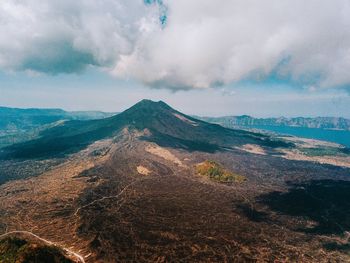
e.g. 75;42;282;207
1;98;350;120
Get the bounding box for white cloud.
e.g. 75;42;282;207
0;0;159;73
1;0;350;90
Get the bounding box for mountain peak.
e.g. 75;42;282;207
121;100;174;117
132;99;172;110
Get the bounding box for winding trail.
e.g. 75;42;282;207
73;178;143;217
0;231;85;263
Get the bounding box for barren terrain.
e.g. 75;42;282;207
0;100;349;262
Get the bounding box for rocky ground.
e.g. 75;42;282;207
0;129;349;262
0;100;349;262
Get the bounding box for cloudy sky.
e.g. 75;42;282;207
0;0;350;117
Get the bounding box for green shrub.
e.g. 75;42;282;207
196;160;246;183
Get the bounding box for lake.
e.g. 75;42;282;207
245;125;350;148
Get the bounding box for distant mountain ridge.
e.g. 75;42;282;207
0;106;116;135
197;115;350;131
0;106;116;148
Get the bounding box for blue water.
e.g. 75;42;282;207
245;125;350;148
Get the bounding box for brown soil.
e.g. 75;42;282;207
1;133;349;262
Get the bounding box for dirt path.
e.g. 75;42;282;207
0;230;85;263
0;140;114;263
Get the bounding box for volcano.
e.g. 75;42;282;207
0;100;349;262
1;99;289;159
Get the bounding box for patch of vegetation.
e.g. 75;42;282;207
196;160;246;183
299;147;350;157
0;237;73;263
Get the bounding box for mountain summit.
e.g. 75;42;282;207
1;100;289;159
116;99;207;134
125;99;172;111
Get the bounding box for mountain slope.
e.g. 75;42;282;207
1;100;291;159
1;100;349;262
